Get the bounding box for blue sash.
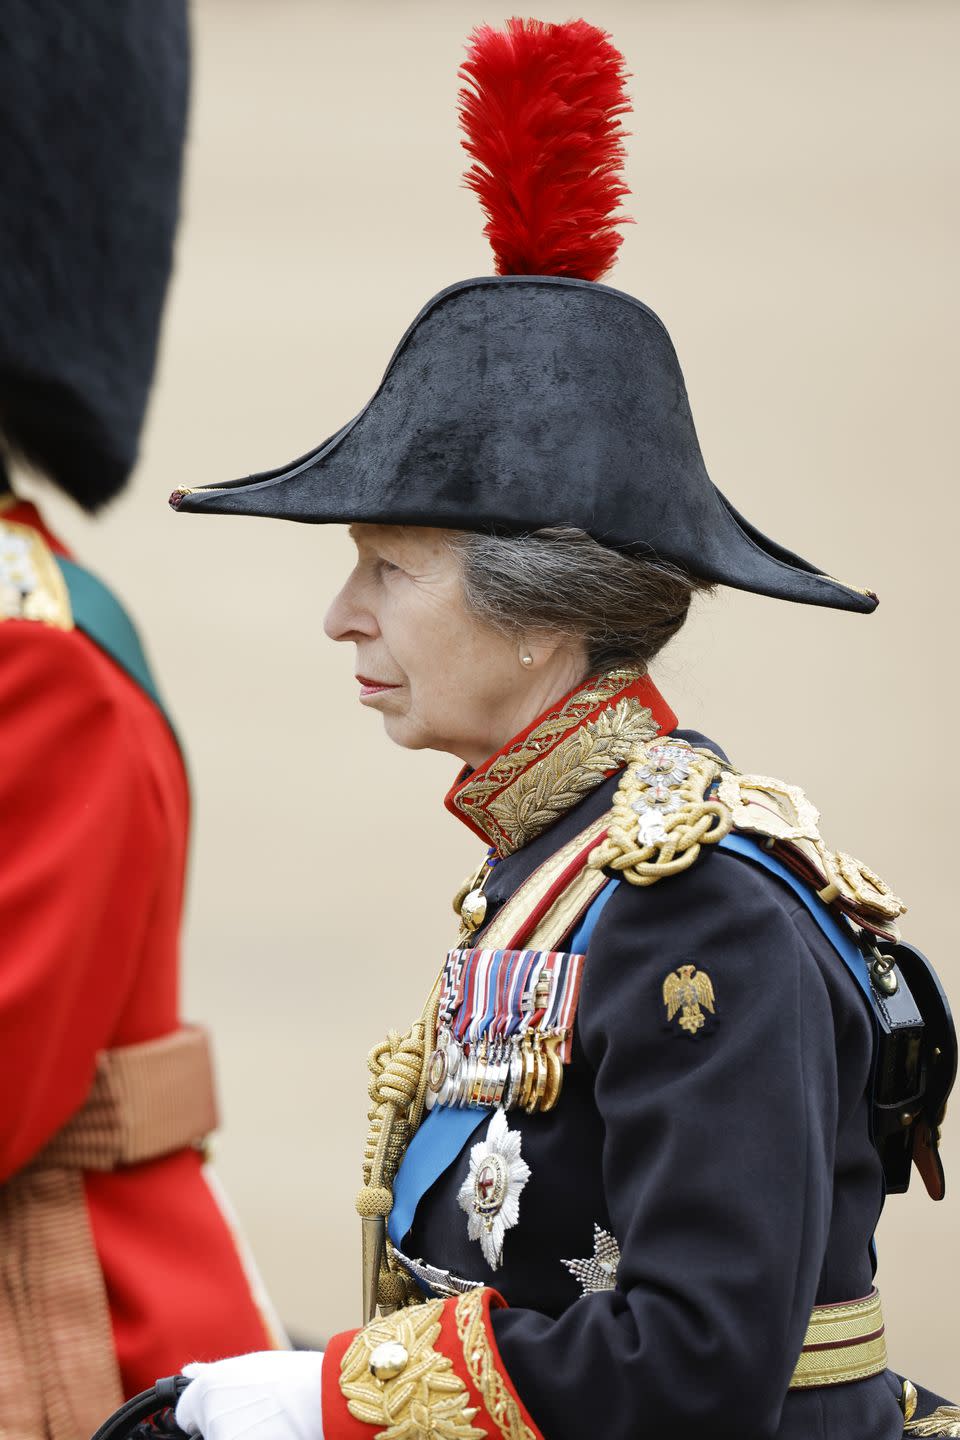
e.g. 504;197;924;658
717;834;879;1271
716;834;873;1007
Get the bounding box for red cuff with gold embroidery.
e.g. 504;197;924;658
322;1289;543;1440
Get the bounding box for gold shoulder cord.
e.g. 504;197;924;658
355;743;723;1320
356;978;442;1322
588;742;732;883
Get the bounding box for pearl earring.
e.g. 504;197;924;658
520;650;534;667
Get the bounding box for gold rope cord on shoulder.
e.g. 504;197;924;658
588;743;731;885
355;979;442;1322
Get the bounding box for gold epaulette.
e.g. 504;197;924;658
588;738;904;938
715;767;904;932
0;518;73;629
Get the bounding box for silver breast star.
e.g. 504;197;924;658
562;1224;621;1294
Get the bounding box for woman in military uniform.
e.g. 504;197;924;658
170;19;957;1440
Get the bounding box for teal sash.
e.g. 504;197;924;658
56;555;178;745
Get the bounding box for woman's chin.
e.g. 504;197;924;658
378;710;417;748
379;712;441;754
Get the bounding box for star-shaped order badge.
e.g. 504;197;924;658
562;1224;621;1294
457;1107;531;1270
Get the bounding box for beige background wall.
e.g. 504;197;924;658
24;0;957;1389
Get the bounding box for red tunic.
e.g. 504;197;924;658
0;500;279;1394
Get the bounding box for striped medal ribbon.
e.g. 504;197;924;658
425;946;586;1114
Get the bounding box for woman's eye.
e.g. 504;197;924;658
376;557;402;576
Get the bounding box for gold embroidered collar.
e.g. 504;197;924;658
444;668;677;856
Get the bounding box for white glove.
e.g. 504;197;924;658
175;1350;325;1440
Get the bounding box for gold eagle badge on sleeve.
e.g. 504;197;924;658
662;965;715;1036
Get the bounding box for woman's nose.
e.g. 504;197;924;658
323;576;377;643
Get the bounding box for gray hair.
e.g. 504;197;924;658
448;526;713;674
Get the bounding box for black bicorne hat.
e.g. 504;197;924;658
170;19;875;615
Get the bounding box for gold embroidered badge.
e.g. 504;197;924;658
339;1299;484;1440
662;965;715;1035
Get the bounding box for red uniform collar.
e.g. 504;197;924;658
445;668;676;855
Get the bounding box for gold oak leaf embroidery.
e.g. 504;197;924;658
662;964;715;1035
904;1409;960;1437
486;698;657;851
339;1299;484;1440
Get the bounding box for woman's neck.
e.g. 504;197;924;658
459;658;590;771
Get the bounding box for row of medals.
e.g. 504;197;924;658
427;870;565;1114
425;1025;566;1114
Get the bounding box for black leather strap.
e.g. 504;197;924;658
89;1377;191;1440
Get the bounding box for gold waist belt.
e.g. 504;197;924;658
0;1026;218;1440
789;1288;886;1389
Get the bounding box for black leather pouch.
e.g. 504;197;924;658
868;942;957;1199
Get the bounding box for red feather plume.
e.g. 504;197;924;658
458;17;632;282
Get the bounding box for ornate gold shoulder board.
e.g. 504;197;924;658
589;738;904;939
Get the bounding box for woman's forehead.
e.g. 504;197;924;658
348;523;454;558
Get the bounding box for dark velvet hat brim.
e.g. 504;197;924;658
171;276;876;614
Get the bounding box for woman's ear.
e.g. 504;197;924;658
518;633;589;683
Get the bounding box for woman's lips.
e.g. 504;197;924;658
357;675;401;698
